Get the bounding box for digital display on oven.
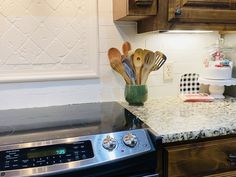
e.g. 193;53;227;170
0;140;94;171
27;148;66;158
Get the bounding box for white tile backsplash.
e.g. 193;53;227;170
31;24;56;50
0;0;233;110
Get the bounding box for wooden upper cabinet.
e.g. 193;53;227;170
114;0;236;33
113;0;157;21
168;0;236;23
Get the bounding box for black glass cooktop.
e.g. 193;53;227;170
0;102;148;145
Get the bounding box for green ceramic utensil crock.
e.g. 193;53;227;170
125;85;148;106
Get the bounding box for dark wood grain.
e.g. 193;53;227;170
113;0;157;21
205;170;236;177
136;0;236;33
165;137;236;177
170;0;236;23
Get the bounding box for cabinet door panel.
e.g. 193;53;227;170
113;0;157;21
168;0;236;23
128;0;157;16
182;0;234;8
166;137;236;177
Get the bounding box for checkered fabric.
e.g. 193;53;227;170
180;73;200;94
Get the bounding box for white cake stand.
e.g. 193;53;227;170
198;77;236;99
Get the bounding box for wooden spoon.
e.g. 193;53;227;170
141;51;155;85
108;48;131;85
132;48;144;85
122;41;131;58
143;49;152;58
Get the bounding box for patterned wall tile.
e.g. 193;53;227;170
28;0;53;22
57;25;78;49
31;24;55;50
0;14;11;37
18;39;41;62
46;0;63;10
0;0;98;81
34;51;56;64
46;38;68;62
2;26;26;51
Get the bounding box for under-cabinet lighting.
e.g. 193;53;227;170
162;30;214;34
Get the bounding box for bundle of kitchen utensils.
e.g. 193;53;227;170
107;42;167;105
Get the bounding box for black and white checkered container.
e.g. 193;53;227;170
180;73;200;94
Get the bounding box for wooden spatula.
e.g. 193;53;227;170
108;48;131;84
132;48;144;85
152;51;167;71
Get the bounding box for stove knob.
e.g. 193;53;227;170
102;135;117;151
123;133;137;147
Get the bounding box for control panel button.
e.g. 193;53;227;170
102;135;117;151
81;154;87;159
22;159;29;163
123;133;138;147
22;164;29;168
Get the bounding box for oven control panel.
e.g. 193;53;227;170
0;129;155;177
0;141;94;171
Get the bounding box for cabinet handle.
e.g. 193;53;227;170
135;0;153;6
175;7;182;15
228;154;236;166
228;154;236;161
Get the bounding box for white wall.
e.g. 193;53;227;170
0;0;99;82
0;0;222;110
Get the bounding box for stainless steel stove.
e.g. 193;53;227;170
0;102;160;177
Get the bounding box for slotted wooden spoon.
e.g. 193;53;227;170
141;51;155;85
108;48;131;84
141;51;167;84
132;48;144;85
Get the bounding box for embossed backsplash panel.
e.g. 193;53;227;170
0;0;98;82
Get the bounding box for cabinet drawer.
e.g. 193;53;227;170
166;137;236;177
204;170;236;177
113;0;157;21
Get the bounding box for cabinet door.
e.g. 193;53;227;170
165;137;236;177
168;0;236;23
113;0;157;21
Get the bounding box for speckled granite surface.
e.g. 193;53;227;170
121;97;236;143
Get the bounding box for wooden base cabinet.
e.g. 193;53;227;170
204;170;236;177
164;137;236;177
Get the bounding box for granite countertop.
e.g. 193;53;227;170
121;97;236;143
